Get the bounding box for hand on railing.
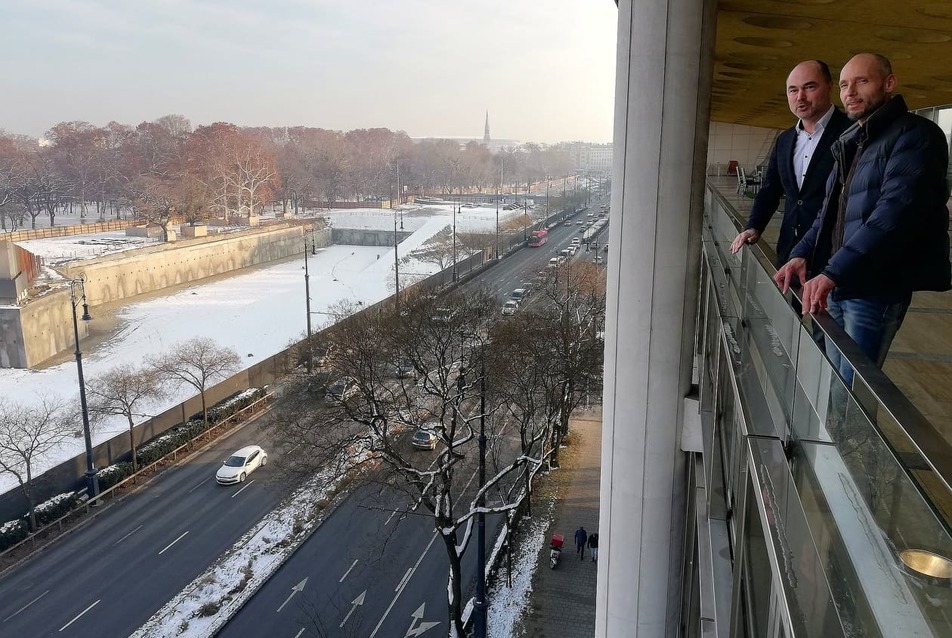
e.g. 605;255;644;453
730;229;760;254
774;257;807;295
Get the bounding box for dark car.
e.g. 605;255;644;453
411;429;437;450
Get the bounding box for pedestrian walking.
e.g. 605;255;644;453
588;532;599;562
574;526;588;560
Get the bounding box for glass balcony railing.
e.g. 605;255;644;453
698;182;952;637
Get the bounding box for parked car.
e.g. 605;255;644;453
502;300;519;316
520;282;533;296
411;429;438;450
576;220;584;225
547;257;560;268
563;220;572;227
216;445;268;485
571;237;580;245
325;376;358;403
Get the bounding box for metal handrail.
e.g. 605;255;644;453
708;179;952;496
0;392;272;563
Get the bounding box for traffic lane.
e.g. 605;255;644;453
217;483;505;638
2;463;282;638
216;483;430;638
482;221;585;303
0;419;289;637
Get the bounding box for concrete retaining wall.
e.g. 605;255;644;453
1;224;330;368
331;228;411;247
61;224;326;307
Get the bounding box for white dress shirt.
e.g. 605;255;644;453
793;105;835;190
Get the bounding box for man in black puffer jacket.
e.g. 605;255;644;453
776;53;951;384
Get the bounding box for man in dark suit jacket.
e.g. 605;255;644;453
731;60;851;265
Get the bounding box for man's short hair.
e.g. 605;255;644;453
812;59;833;84
871;53;893;78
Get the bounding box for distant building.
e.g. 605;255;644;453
565;142;613;175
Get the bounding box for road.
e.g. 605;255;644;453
217;481;503;638
216;197;610;636
0;416;287;638
0;197;610;637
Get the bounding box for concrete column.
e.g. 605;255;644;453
597;0;715;636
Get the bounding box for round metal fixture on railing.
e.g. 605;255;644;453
898;549;952;584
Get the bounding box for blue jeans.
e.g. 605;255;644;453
825;293;911;386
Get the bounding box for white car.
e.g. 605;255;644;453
502;300;519;316
216;445;268;484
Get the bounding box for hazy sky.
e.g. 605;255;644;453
1;1;618;144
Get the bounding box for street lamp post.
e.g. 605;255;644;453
473;354;488;637
452;202;458;282
494;187;500;260
69;276;99;502
394;214;401;314
304;235;313;374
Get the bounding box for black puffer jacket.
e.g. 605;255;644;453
790;95;951;300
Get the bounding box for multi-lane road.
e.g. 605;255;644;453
0;416;285;637
0;195;610;637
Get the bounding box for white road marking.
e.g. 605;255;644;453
113;524;143;546
368;530;441;638
3;589;49;621
158;531;189;555
395;567;414;592
231;480;255;498
188;478;211;494
293;629;305;638
58;599;99;632
339;559;358;583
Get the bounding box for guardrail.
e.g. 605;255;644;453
0;392;272;565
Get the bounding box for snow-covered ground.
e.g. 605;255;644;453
0;203;526;495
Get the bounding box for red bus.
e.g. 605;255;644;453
528;229;549;247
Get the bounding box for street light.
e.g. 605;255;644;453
473;354;488;637
452;201;459;282
303;234;313;374
69;276;100;502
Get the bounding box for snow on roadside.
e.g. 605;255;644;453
128;459;359;638
485;498;555;638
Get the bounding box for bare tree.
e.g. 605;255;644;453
149;338;240;424
271;290;543;635
0;398;70;531
86;364;164;471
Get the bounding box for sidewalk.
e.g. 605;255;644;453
521;407;602;637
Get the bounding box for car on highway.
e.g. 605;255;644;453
563;220;572;227
576;220;584;225
509;288;527;303
502;300;519;316
411;429;438;450
325;376;359;403
216;445;268;484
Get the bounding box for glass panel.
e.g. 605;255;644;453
749;437;845;637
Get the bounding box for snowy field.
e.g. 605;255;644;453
0;203;525;495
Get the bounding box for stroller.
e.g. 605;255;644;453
549;533;564;569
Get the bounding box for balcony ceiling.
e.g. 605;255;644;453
714;1;952;129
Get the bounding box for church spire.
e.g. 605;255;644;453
484;110;491;144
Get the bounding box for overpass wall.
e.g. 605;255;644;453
1;225;331;368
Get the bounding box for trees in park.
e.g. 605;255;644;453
148;337;241;425
86;364;164;472
0;398;70;531
0;118;582;237
270;281;604;634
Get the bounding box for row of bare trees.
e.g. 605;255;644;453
0;337;239;532
272;262;605;634
0;117;578;235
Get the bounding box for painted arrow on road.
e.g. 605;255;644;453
276;577;308;613
405;603;441;637
339;590;366;628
